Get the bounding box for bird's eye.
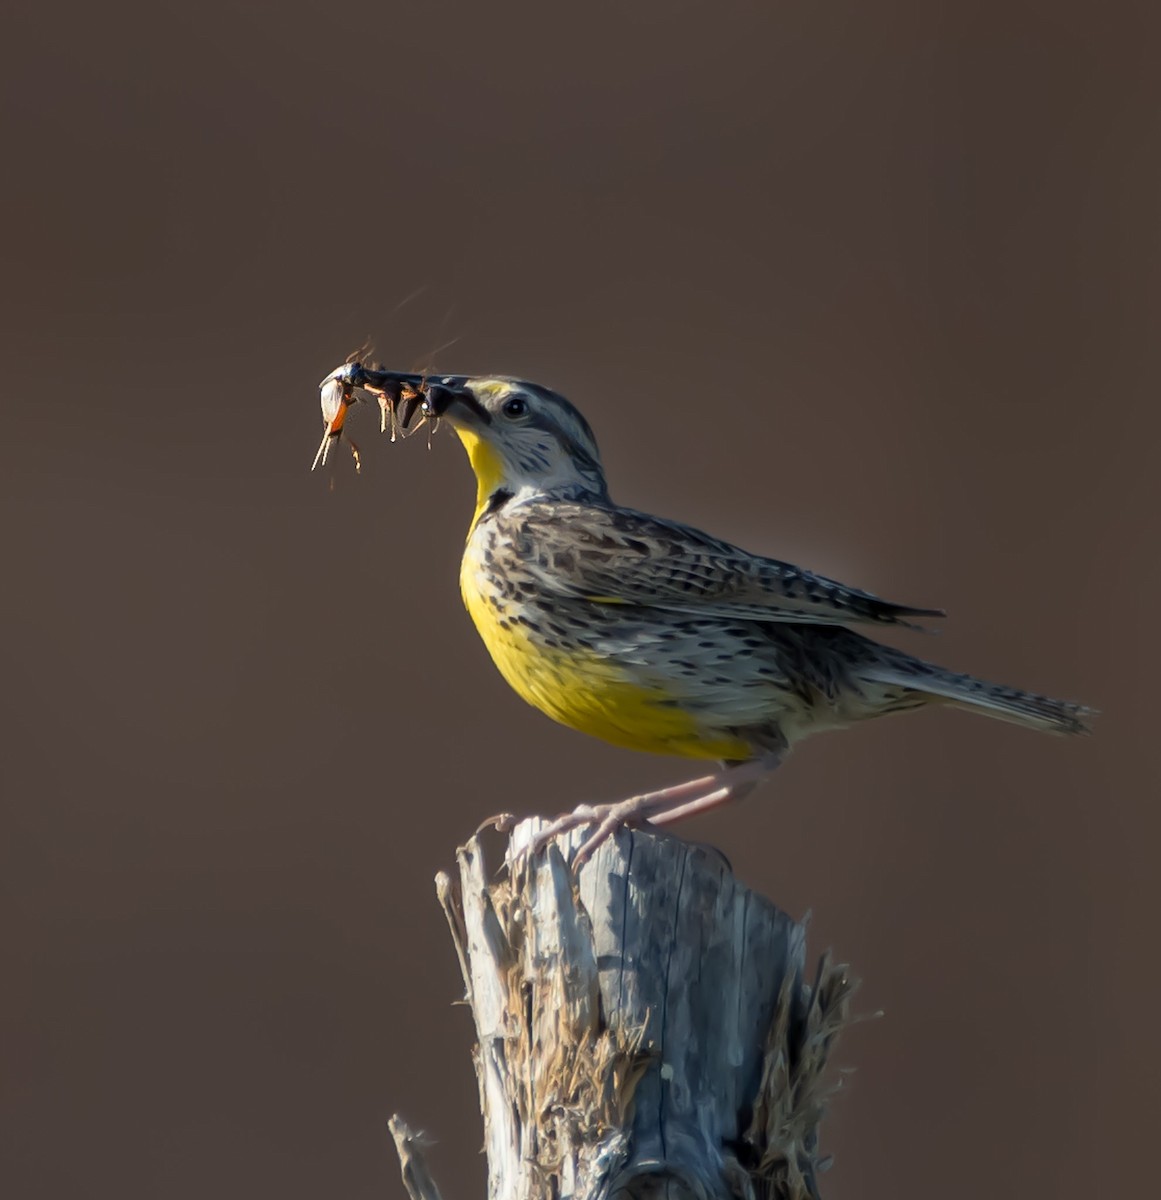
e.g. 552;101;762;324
502;397;528;418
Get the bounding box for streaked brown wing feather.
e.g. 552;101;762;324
495;501;943;630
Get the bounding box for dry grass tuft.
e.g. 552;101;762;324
730;954;858;1200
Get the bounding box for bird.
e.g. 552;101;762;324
319;363;1093;861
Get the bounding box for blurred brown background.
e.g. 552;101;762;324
2;2;1157;1197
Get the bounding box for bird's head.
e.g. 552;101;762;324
420;376;608;516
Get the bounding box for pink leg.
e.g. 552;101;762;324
530;753;783;867
645;777;762;826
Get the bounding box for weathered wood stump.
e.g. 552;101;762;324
391;819;856;1200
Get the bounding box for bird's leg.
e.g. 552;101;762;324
527;771;721;851
644;776;763;827
529;753;783;867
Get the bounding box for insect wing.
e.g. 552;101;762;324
320;377;349;432
312;375;352;471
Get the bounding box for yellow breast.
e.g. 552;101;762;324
458;554;750;761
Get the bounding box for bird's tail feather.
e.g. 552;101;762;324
868;659;1095;736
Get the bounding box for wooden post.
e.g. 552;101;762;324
391;819;856;1200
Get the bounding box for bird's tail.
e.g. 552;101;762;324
867;656;1095;736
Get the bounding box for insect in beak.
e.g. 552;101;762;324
312;362;442;474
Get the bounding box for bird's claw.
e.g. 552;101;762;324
514;799;655;874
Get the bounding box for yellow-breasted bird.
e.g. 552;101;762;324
318;364;1092;860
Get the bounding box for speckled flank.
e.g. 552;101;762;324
460;540;754;760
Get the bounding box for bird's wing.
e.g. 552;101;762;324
497;501;943;629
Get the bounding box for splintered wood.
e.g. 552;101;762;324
395;823;857;1200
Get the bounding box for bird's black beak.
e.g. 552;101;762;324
421;382;492;425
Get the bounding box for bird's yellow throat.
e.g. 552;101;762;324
454;426;507;525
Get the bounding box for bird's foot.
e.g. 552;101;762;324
521;754;782;871
526;797;659;867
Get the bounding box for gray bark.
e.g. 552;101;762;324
392;820;856;1200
